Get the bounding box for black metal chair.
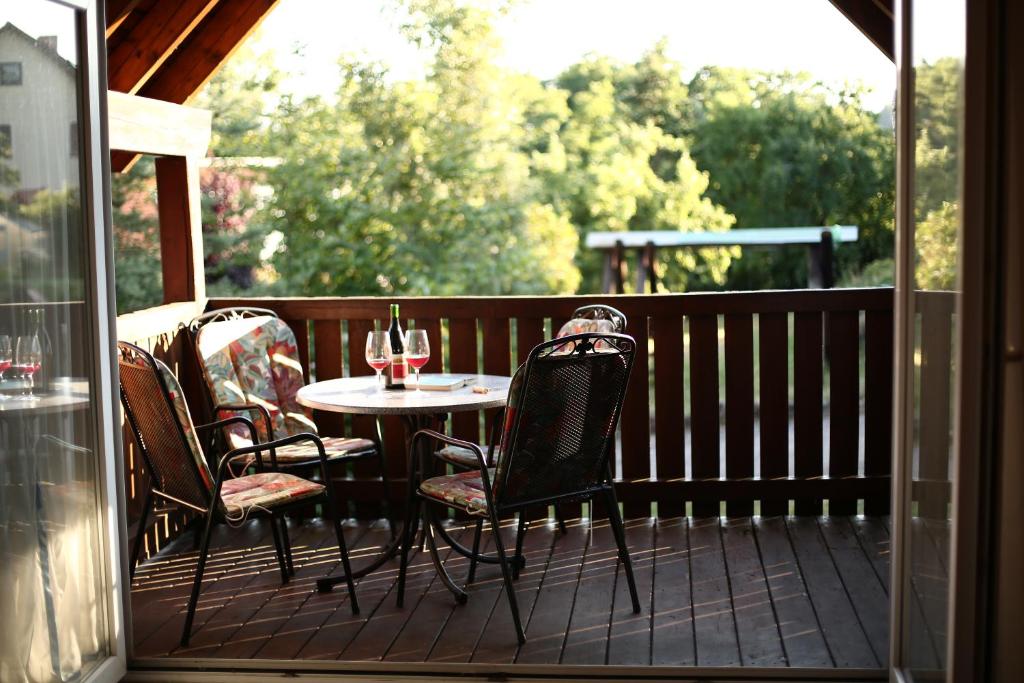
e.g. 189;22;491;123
117;341;359;646
431;303;630;580
397;332;641;644
186;307;395;532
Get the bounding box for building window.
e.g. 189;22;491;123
0;62;22;86
0;125;11;158
70;122;78;157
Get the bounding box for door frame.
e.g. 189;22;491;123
889;0;1010;680
70;0;129;680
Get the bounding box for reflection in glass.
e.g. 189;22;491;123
905;0;964;678
0;2;109;681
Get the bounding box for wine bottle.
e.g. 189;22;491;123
29;308;53;393
384;303;407;390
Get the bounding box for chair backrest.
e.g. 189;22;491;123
191;311;316;448
555;304;627;338
491;332;635;510
117;341;214;513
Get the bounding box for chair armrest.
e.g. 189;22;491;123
218;431;326;476
196;415;258;446
214;402;275;441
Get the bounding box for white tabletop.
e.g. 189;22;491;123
0;378;90;416
296;374;510;415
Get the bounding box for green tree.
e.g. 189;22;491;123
687;67;895;289
265;0;581;296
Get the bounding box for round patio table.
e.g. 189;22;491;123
296;373;510;593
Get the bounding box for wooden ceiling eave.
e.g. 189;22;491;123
828;0;895;62
106;0;221;94
105;0;279;172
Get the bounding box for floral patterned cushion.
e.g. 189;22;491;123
195;315;316;448
419;469;495;516
555;317;616;338
152;358;215;493
220;471;324;516
229;435;377;470
436;443;497;469
553;317;617;354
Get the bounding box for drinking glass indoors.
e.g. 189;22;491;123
404;329;430;388
365;330;391;387
0;335;11;398
15;334;41;400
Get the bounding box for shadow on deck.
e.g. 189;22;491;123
130;514;906;670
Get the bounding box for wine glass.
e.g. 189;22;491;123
15;334;41;401
404;329;430;389
0;335;11;400
365;331;391;388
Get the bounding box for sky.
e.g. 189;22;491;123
252;0;898;112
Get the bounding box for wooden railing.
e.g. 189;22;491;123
206;288;898;519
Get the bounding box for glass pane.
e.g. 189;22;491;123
0;3;111;681
905;0;964;677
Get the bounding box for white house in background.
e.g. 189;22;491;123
0;21;78;199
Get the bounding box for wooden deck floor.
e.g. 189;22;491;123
131;515;894;669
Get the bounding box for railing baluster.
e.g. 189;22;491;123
827;310;860;515
652;314;685;518
725;313;755;517
758;312;790;516
689;314;720;517
917;292;955;518
449;317;479;446
794;311;824;515
619;314;651;518
864;308;893;514
285;318;311;384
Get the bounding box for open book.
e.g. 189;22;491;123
415;374;472;391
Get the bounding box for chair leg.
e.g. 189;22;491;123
467;518;483;584
605;490;640;613
322;483;360;615
279;516;295;576
129;488;153;581
553;504;568;534
181;510;217;647
513;513;528;580
491;509;526;645
269;513;290;584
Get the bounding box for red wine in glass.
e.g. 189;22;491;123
406;355;429;370
367;358;389;372
15;362;40;377
0;360;10;375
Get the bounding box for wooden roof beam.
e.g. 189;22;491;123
136;0;279;105
107;0;221;94
105;0;143;36
828;0;894;62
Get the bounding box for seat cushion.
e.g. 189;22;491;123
220;471;324;517
195;315;315;448
229;436;376;471
419;469;495;516
436;443;496;469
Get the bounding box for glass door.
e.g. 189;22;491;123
892;0;965;679
0;1;125;681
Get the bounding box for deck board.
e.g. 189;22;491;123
132;515;890;671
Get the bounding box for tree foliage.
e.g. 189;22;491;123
109;0;900;311
687;67;895;289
